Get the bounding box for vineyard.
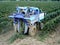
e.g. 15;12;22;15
0;1;60;35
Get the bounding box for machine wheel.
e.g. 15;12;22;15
24;27;29;35
29;23;37;36
13;23;18;32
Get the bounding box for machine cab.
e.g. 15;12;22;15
16;7;41;15
16;6;28;14
29;7;40;15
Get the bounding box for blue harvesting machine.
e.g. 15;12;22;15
9;6;44;34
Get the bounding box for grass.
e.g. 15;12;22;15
0;1;60;13
9;32;28;43
58;40;60;44
35;30;49;42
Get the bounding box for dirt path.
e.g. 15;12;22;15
0;30;14;45
44;25;60;45
11;37;47;45
0;25;60;45
11;25;60;45
51;26;60;45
